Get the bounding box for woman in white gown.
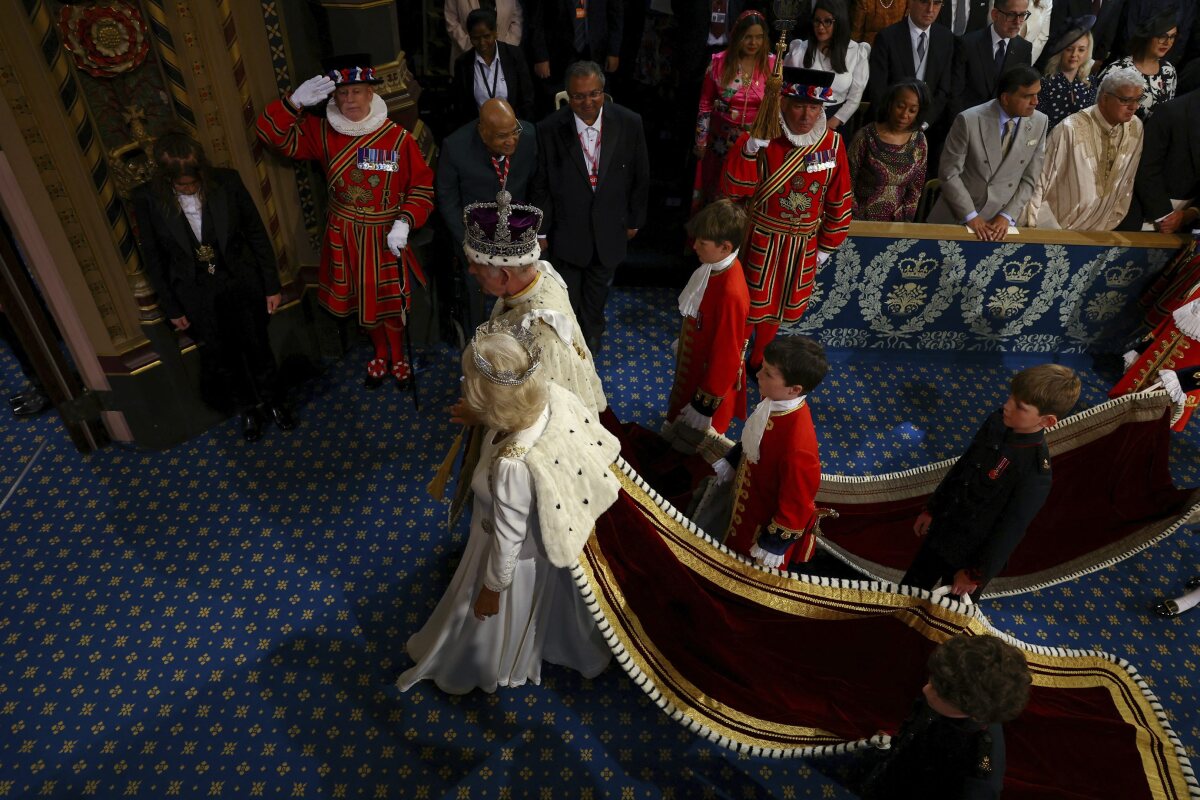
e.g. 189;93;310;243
397;324;617;694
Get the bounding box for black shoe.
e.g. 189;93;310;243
241;409;264;442
12;392;49;418
1154;600;1180;618
266;402;297;431
8;391;32;408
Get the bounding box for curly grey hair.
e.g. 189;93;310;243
1099;66;1145;99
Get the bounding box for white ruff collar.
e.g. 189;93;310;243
325;93;389;137
742;395;805;464
779;111;828;148
1174;298;1200;340
678;249;738;319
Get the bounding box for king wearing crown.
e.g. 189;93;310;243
719;66;853;372
459;193;607;416
256;53;434;390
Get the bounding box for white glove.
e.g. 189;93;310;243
678;404;712;432
1160;369;1185;403
290;74;336;108
744;137;771;156
387;220;410;257
712;457;733;486
816;250;832;266
1122;349;1139;370
750;544;785;569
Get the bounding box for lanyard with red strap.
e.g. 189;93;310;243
578;127;600;188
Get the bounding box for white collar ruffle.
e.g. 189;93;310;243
1174;298;1200;339
742;395;806;464
325;93;389;137
779;110;828;148
678;249;738;318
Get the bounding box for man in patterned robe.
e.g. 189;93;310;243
256;53;434;389
721;67;853;371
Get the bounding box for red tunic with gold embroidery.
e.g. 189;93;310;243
719;130;852;324
1111;286;1200;431
256;98;434;324
724;401;822;564
666;259;751;434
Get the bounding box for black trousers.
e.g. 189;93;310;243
901;538;989;601
184;268;278;412
554;253;615;352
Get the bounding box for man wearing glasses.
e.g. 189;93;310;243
954;0;1033;112
531;61;649;354
1023;67;1145;230
438;99;538;335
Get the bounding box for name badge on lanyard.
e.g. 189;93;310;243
711;11;725;22
357;147;398;172
804;148;836;173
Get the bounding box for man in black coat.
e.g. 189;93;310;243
954;0;1033;113
437;98;538;333
937;0;991;37
531;61;649;353
131;133;293;441
867;0;959;163
1040;0;1125;69
1121;86;1200;232
528;0;623;85
450;7;534;130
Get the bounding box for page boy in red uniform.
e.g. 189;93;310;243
668;199;752;435
713;335;826;568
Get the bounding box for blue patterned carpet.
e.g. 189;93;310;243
0;287;1197;799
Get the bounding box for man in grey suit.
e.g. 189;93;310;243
437;98;537;333
928;65;1047;241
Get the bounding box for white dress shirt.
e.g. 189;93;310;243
907;17;933;81
990;25;1012;63
177;192;203;240
473;52;510;108
573;105;604;189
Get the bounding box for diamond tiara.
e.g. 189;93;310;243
470;319;543;386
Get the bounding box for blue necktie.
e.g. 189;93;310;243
994;39;1007;74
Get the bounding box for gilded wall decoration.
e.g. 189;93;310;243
57;1;150;78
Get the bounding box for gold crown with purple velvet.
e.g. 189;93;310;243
463;191;543;268
780;66;836;103
321;52;383;86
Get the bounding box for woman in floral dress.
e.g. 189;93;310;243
692;10;776;214
1096;9;1178;120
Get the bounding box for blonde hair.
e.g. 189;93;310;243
1011;364;1081;419
1043;31;1094;80
461;331;548;432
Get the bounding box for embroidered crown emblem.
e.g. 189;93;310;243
897;254;938;280
1104;261;1141;288
1002;256;1042;284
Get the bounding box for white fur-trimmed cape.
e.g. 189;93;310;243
526;384;621;567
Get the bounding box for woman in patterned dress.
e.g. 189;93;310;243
1097;10;1178;120
1037;17;1096;130
692;10;776;213
846;79;928;222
